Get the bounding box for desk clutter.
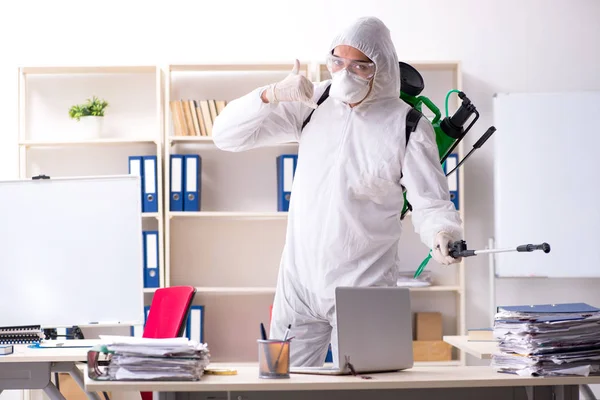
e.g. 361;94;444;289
491;303;600;377
88;336;210;381
0;325;44;345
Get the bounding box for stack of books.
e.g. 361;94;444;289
491;303;600;376
98;336;210;381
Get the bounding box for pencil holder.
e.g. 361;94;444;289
257;339;290;379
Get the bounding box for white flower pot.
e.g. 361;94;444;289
78;116;104;139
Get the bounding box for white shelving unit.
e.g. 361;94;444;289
15;60;467;366
17;65;167;290
162;63;310;362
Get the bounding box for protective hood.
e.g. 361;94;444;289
329;16;400;103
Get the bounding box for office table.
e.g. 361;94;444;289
84;363;600;400
443;335;497;359
0;343;106;400
443;335;598;399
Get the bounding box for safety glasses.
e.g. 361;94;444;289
326;54;376;80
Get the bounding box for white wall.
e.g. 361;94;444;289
1;0;599;369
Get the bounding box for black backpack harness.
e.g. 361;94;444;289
301;84;423;146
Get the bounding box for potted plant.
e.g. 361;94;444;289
68;96;109;139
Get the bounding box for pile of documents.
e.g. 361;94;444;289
396;270;432;287
99;336;210;381
491;303;600;377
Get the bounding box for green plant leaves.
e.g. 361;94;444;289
68;96;109;121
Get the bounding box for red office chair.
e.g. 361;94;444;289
141;286;196;400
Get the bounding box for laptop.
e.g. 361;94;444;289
290;286;414;375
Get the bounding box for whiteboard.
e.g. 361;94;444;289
0;175;145;327
493;91;600;277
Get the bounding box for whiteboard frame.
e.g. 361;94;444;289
0;174;146;328
492;91;600;278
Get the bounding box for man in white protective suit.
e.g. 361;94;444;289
212;16;463;367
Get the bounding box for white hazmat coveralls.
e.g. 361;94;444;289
212;16;463;368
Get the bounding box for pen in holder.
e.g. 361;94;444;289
257;339;290;379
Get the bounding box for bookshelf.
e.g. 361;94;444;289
16;65;166;295
15;60;467;367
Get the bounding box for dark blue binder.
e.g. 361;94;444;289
499;303;600;314
443;153;459;210
497;303;600;323
142;155;158;213
142;230;160;288
128;156;144;212
183;154;201;212
130;305;151;337
276;154;298;212
184;305;204;343
325;343;333;363
170;154;185;212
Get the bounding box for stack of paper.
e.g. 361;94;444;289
99;335;210;381
491;303;600;377
396;270;432;287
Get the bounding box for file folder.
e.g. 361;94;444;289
183;154;201;212
142;156;158;213
185;305;205;343
143;231;159;288
276;154;298;212
130;305;151;337
170;154;184;212
325;344;333;363
443;153;459;210
128;156;144;211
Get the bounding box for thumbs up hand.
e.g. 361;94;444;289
263;59;318;109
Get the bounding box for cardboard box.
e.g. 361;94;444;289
412;340;452;362
415;312;443;341
59;373;111;400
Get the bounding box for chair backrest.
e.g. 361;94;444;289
140;286;196;400
142;286;197;338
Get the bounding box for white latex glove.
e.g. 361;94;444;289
263;59;318;109
432;231;462;266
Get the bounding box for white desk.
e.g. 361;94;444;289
0;343;106;400
443;335;598;399
443;335;497;359
84;363;600;400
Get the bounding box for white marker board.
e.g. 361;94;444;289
0;175;145;327
493;91;600;277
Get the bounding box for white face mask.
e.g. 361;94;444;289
329;69;371;104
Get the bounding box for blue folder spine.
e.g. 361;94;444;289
442;153;459;210
276;154;298;212
142;155;158;213
128;156;144;212
170;154;185;212
183;154;201;212
142;230;160;288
